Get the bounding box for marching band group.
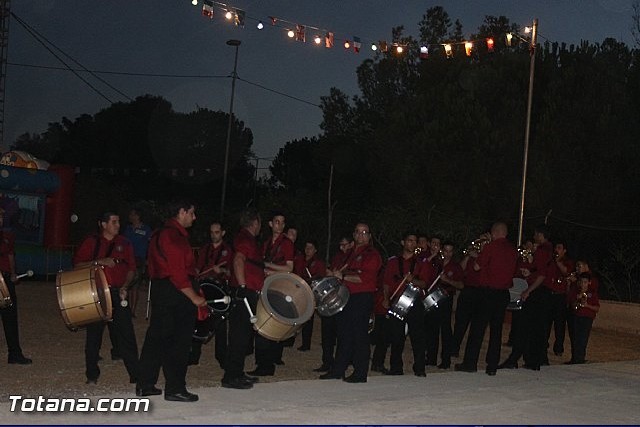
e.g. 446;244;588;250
0;201;601;403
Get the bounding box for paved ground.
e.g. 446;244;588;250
2;281;640;425
4;360;640;425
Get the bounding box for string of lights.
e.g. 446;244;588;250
189;0;536;59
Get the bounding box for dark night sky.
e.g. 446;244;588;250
6;0;635;162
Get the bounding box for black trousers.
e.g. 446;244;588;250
189;318;228;368
425;295;454;365
331;292;374;379
1;272;24;357
223;290;258;381
546;293;567;354
370;313;389;367
85;289;139;381
138;279;196;394
570;315;593;363
299;313;314;349
452;286;480;355
462;288;510;371
319;314;337;367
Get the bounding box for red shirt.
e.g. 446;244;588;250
0;230;15;273
463;257;481;288
440;259;464;294
567;285;599;319
330;250;352;271
383;254;420;295
74;234;136;288
231;227;264;291
293;253;326;282
476;237;518;290
147;219;196;291
196;241;234;281
550;256;575;293
532;241;555;289
343;244;382;294
263;234;294;266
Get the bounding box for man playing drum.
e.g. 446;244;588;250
73;211;139;385
136;201;206;402
189;220;234;368
0;208;32;365
320;222;382;383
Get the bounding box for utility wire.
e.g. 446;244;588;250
10;12;131;103
237;76;321;108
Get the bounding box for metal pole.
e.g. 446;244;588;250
220;39;241;219
517;19;538;247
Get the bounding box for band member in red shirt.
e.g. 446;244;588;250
137;201;206;402
455;222;517;376
500;225;554;371
221;208;263;390
74;211;139;386
294;239;326;351
425;241;463;369
566;272;599;364
248;211;295;377
566;259;599;358
0;208;31;365
320;222;382;383
546;241;574;357
313;235;353;373
189;220;234;368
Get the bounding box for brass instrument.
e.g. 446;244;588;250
518;246;533;262
462;237;490;256
573;291;588;310
556;271;576;285
438;250;445;260
414;247;423;255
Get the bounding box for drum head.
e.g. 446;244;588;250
510;278;528;302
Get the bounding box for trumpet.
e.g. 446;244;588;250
556;271;576;285
414;247;423;255
573;291;588;310
463;238;490;256
518;246;533;262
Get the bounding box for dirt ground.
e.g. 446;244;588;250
2;280;640;401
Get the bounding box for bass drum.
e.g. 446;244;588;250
508;278;528;311
192;280;232;343
56;266;113;331
254;273;315;341
310;276;350;317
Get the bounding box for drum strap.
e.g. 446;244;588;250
92;235;115;260
397;256;417;278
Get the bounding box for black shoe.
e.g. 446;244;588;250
319;372;342;380
343;374;367;383
454;363;477;373
136;386;162;396
437;362;450;370
86;378;98;385
385;370;403;375
222;377;253;390
247;367;275;376
8;354;32;365
523;364;540;371
486;369;497;376
297;345;310;352
241;373;259;384
414;371;426;377
313;364;332;372
498;360;518;369
165;391;199;402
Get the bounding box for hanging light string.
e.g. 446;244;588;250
190;0;537;58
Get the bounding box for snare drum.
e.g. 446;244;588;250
192;281;232;343
387;283;421;321
423;286;448;312
254;272;315;341
507;278;528;311
0;274;12;309
310;276;350;317
56;266;113;331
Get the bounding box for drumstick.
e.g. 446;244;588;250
207;296;231;305
305;267;312;279
198;262;227;278
426;272;444;293
15;270;34;280
243;297;257;324
388;275;409;304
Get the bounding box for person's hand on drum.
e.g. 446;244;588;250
520;268;531;278
119;287;128;302
191;294;207;307
382;297;390;309
10;273;17;283
98;257;117;268
520;288;530;302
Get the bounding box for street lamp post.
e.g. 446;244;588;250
220;39;241;219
